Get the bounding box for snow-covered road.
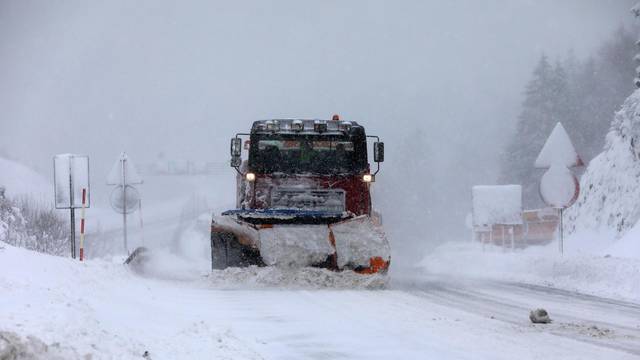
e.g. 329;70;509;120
1;242;639;360
2;174;639;359
395;274;640;358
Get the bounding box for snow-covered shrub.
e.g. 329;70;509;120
0;193;69;256
16;196;70;255
0;192;27;247
566;90;640;237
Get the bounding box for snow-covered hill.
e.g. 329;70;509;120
565;90;640;256
0;157;52;201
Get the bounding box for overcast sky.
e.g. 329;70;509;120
1;0;635;170
1;1;637;256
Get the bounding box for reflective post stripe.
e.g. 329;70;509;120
79;188;87;261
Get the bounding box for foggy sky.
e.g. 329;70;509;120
0;0;636;257
1;1;634;169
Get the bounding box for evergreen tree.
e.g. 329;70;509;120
499;26;637;209
572;57;608;160
597;26;636;102
567;27;636;163
499;55;571;207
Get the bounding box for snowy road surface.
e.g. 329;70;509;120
2;173;640;359
1;243;639;360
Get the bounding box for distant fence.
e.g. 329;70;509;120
473;208;559;249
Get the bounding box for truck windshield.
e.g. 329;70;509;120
249;135;367;174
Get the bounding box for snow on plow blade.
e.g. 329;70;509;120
211;213;390;274
331;216;390;273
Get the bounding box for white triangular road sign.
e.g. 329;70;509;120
534;122;584;168
107;152;143;185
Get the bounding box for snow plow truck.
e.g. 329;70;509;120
210;116;390;274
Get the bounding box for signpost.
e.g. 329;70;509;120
107;152;143;254
53;154;90;259
535;123;583;254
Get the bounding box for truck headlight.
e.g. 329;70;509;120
363;174;374;183
246;172;256;181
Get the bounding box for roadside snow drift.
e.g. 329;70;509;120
567;89;640;243
422;242;640;302
3;241;640;359
0;331;79;360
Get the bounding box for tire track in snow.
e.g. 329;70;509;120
396;277;640;357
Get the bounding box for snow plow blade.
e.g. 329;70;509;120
211;211;390;274
123;246;150;268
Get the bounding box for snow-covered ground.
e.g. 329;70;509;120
2;157;640;359
3;209;640;360
2;239;640;360
422;241;640;303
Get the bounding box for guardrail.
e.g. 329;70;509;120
473;208;559;249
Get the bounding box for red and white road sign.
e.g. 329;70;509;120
539;165;580;209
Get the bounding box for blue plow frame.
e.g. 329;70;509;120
221;208;349;220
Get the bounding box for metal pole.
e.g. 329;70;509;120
122;156;128;255
559;208;564;255
139;198;144;246
70;209;75;258
489;228;493;247
510;226;515;251
69;156;76;259
482;232;485;252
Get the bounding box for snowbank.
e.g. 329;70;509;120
0;157;52;201
0;242;134;358
567;89;640;240
421;241;640;302
0;331;80;360
608;219;640;259
0;241;289;359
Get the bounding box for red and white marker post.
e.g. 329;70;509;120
79;188;87;261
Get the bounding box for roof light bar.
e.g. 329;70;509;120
266;120;279;132
292;119;303;131
314;120;327;133
338;121;352;132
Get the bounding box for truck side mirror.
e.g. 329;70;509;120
230;138;242;167
374;142;384;162
231;138;242;157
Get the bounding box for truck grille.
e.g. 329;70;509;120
270;188;345;212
